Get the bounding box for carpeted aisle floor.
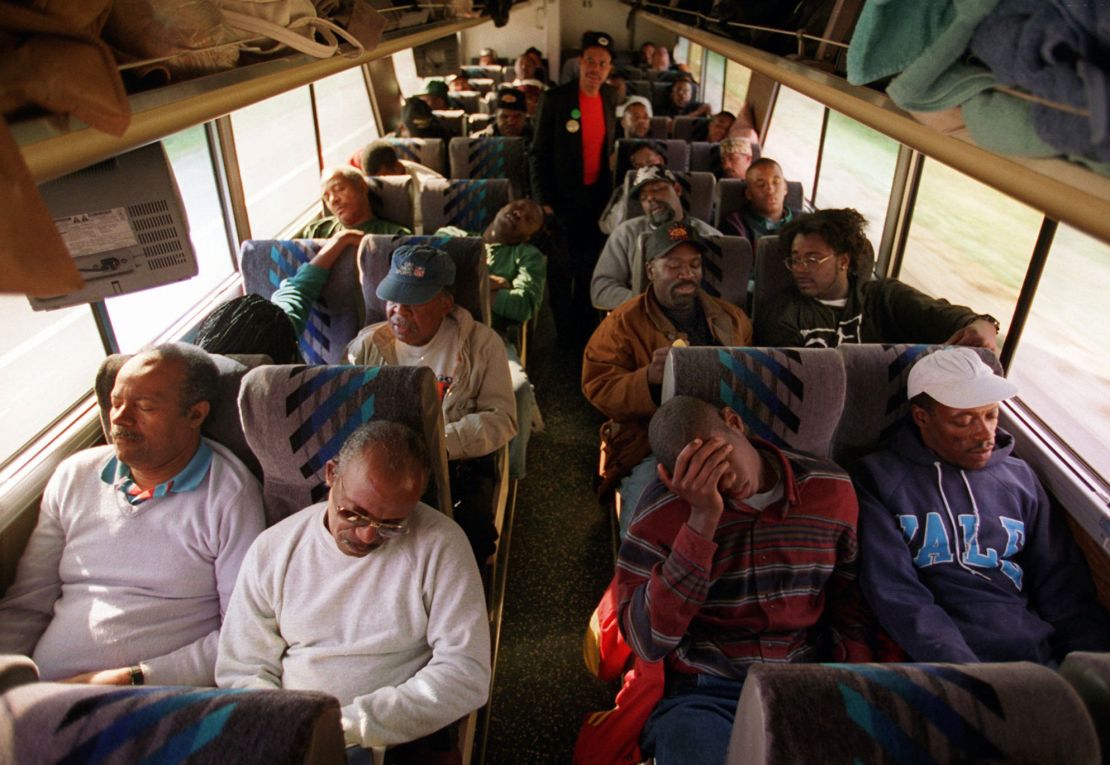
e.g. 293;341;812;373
482;334;620;764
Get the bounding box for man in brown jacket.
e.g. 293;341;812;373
582;222;752;537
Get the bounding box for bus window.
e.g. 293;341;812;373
315;67;380;169
105;126;236;352
899;159;1038;333
702;51;726;113
391;50;424;98
814;111;899;255
0;297;103;469
722;60;752;117
761;86;822;197
683;42;704;84
230;88;320;238
1008;225;1110;483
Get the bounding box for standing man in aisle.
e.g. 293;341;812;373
530;30;618;342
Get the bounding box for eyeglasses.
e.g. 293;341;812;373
332;477;410;538
784;255;833;271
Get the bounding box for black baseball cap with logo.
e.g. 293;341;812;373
581;31;614;56
496;87;527;112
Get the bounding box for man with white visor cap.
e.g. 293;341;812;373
851;347;1110;664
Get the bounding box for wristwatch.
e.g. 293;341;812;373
975;314;1001;333
129;665;145;685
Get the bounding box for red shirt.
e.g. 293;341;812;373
579;90;605;186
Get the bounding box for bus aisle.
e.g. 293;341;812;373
481;329;619;764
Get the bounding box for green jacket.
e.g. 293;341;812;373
297;216;410;239
435;226;547;336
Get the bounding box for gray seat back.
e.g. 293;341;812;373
383;137;445;175
0;682;346;765
358;234;490;327
614;138;690;177
448;137;529;199
671;115;702;141
239;364;451;524
239;238;364;364
728;662;1099;765
663;346;846;458
832;344;1004;465
419;177;510;235
368;175;416;230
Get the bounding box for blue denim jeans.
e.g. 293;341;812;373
618;455;659;539
641;673;746;765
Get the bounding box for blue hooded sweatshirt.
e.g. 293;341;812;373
852;422;1110;664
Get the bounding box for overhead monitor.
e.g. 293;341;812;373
413;35;460;78
30;142;198;311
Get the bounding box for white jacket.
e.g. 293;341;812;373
346;305;517;460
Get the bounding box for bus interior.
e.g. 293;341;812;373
2;0;1109;762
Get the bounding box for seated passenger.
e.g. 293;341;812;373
514;79;545;117
639;41;656;69
513;53;538;84
712;136;754;179
396;96;455;141
853;347;1110;663
434;199;547;480
757;208;1002;349
582;223;752;532
690;110;735;143
297;167;411;239
447;71;472;92
418;79;460;111
617;395;872;764
591;166;721;311
217;421;489;757
473;87;532;142
600;141;666;235
478;47;498;67
0;344;264;685
606;69;629;104
721;157;796;242
618;96;653;139
648;45;680;77
195;231;363;364
657;74;711;118
346;245;517;560
361;141;443;185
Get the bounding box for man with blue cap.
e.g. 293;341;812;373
346;244;516;561
853;347;1110;664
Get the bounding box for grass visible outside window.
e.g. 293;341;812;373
316;68;380;169
723;60;752;118
0;298;103;469
702;52;726;113
761;86;822;198
1007;225;1110;483
900;160;1034;330
814;111;900;256
230;88;320;239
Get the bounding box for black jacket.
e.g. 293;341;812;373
529;81;618;209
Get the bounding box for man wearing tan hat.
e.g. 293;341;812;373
853;347;1110;664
